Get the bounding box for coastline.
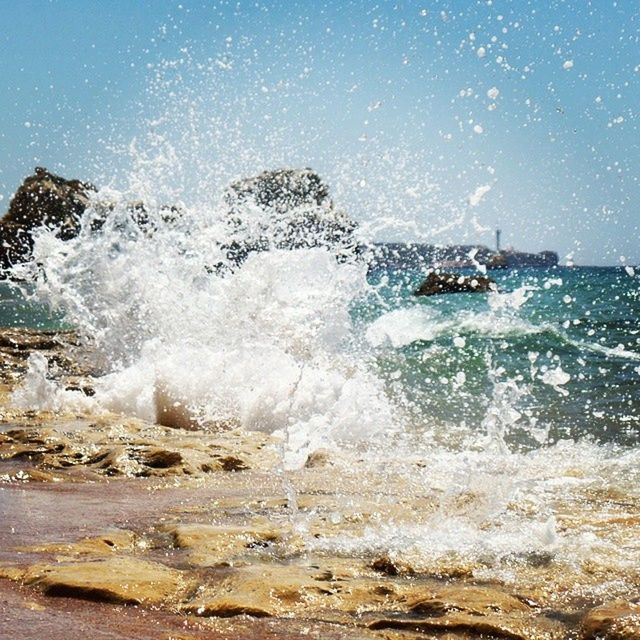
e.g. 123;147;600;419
1;328;639;639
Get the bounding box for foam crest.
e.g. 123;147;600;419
365;287;545;350
16;199;396;467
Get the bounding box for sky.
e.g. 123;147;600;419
0;0;638;264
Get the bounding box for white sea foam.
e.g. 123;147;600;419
309;441;640;579
15;203;397;468
366;288;546;350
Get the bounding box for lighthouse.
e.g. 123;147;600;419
496;228;502;253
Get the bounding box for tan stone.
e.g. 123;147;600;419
21;556;193;606
407;585;531;616
0;417;279;480
183;563;397;620
19;529;139;556
369;585;563;640
166;523;289;566
581;602;640;640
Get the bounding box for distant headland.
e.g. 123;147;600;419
368;240;559;271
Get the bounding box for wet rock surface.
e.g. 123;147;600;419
580;602;640;639
1;328;640;639
9;556;193;606
414;271;496;296
0;168;94;272
0;328;82;384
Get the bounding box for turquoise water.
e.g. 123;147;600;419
0;283;66;330
2;264;639;448
361;266;640;447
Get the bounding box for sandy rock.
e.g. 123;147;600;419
183;563;400;620
407;585;530;615
21;556;192;606
165;523;288;566
370;585;562;640
19;530;139;557
0;328;81;382
0;412;278;480
581;602;640;639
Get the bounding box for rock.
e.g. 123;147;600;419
0;417;276;480
0;167;356;276
182;563;394;620
407;585;530;616
222;168;358;262
414;271;496;296
304;448;332;468
165;523;285;567
370;555;414;577
581;602;640;639
18;530;139;556
370;585;562;640
21;556;193;606
0;168;95;271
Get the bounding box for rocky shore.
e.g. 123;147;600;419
1;329;639;639
0;167;358;276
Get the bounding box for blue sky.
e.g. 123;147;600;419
0;0;638;264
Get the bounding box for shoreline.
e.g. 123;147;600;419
1;328;639;639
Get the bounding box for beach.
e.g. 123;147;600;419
1;315;639;638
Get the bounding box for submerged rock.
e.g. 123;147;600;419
369;585;562;639
0;168;95;271
222;168;358;262
165;523;288;567
414;271;496;296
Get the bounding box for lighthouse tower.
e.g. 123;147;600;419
496;228;502;253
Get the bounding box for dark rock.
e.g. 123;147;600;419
222;168;358;262
487;252;508;269
219;455;249;472
138;448;183;469
1;167;357;276
371;555;414;576
0;168;95;271
414;271;496;296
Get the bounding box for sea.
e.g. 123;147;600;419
1;221;640;574
3;260;638;450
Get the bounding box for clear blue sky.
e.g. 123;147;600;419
0;0;638;264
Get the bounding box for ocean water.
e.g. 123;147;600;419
5;247;639;451
3;208;640;588
0;282;66;330
363;264;640;448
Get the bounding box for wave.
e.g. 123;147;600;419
365;304;547;349
13;200;398;468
